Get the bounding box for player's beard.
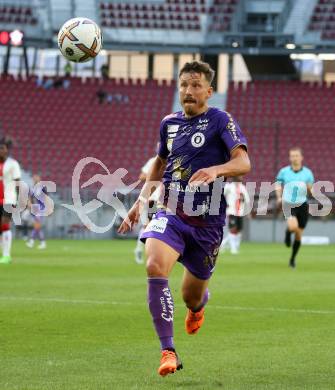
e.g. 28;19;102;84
183;100;205;117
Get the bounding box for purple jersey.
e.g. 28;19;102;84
157;107;247;227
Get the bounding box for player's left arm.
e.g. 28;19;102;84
307;184;313;197
306;169;315;197
189;146;250;186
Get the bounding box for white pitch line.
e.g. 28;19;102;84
0;296;334;315
209;305;335;315
0;296;132;306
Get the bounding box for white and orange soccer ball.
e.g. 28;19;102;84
58;17;102;63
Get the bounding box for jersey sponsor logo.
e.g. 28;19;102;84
144;216;168;234
181;124;192;135
167;125;179;138
167;125;179;132
198;119;209;124
225;112;240;142
172;156;192;181
167;138;173;152
168;182;201;193
196;118;209;131
191;132;205;148
167;125;178;151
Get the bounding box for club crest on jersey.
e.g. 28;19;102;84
191;132;205;148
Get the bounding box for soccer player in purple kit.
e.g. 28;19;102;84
26;174;48;249
118;61;251;376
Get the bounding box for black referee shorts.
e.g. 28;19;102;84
286;202;309;229
228;215;243;231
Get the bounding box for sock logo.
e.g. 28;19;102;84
160;287;174;322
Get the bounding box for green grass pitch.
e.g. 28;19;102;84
0;240;334;390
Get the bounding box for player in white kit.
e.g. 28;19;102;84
0;137;22;264
220;176;250;254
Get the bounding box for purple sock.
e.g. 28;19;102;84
193;288;209;312
147;278;174;351
38;230;45;241
31;229;38;240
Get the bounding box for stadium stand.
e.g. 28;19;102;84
308;0;335;40
227;80;335;184
100;0;238;31
0;76;175;187
209;0;239;32
2;75;333;188
0;4;37;25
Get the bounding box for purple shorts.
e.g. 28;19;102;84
32;215;42;223
141;211;223;280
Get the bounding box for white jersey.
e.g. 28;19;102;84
0;157;21;205
224;182;250;217
141;157;161;202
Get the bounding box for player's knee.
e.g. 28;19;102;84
288;223;298;233
287;220;298;232
295;230;303;241
146;256;166;277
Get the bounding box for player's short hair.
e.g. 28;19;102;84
0;136;13;149
179;60;215;85
289;146;303;155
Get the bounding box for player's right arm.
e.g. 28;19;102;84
118;120;169;233
118;156;166;233
275;184;283;206
306;168;315;197
139;172;147;181
139;157;153;182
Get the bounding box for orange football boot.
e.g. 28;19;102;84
158;350;183;377
185;307;205;335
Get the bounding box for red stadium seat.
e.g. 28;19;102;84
98;0;234;31
226;80;335;183
309;0;335;39
0;77;175;187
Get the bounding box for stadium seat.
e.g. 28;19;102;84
308;0;335;39
226;80;335;184
98;0;239;31
0;5;36;25
0;77;174;188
